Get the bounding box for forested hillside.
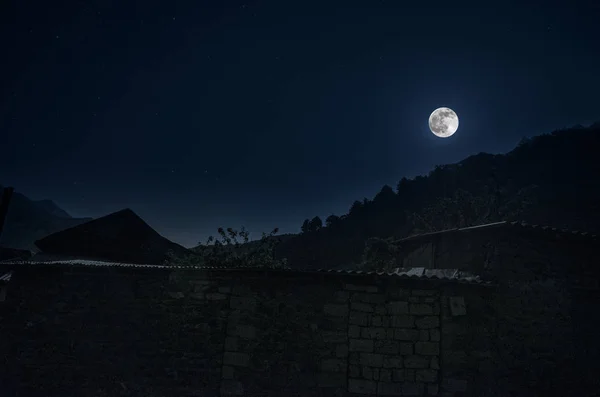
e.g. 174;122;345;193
276;123;600;270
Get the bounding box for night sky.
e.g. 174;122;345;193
1;0;599;247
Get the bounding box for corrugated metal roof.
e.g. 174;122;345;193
316;267;489;285
0;259;174;268
0;259;489;285
397;220;598;243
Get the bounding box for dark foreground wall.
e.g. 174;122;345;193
0;264;585;396
400;227;600;396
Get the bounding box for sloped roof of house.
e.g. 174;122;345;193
0;257;490;286
396;220;598;244
0;247;32;262
34;209;190;265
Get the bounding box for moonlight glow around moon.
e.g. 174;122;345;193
429;107;459;138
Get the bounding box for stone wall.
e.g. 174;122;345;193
3;258;595;397
345;284;441;396
400;227;600;396
0;264;494;397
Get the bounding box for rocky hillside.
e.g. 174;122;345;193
0;187;92;251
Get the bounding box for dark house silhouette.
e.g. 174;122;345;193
34;208;190;265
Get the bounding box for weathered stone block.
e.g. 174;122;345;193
372;315;387;327
400;342;413;355
218;286;232;293
321;358;347;372
403;382;425;396
224;336;238;351
361;366;375;380
324;303;349;317
394;328;419;341
383;356;403;368
193;282;212;292
167;291;185;299
427;384;439;396
405;369;415;381
349;364;360;377
392;369;404;381
206;292;227;300
416;369;438;383
345;284;378;293
387;301;409;314
410;303;434;315
317;373;346;388
389;288;410;299
228;310;242;322
412;289;438;296
419;330;429;341
352;292;386;304
334;290;350;302
430;356;440;369
220;380;244;395
442;378;468;392
348;379;377;394
349;312;370;326
222;365;234;379
361;327;387;340
227;324;257;339
404;355;430;368
349;339;374;352
380;368;392;382
351;302;374;312
415;341;439;355
375;304;387;314
415;316;440;329
230;296;256;311
322;331;347;343
223;352;250;367
378;382;403;395
375;340;399;355
322;315;347;331
189;278;211;285
430;329;441;341
231;285;251;296
391;315;415;328
348;324;361;338
336;343;348;358
359;352;384;367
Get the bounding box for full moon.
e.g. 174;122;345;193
429;107;459;138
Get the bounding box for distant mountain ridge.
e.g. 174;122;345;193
0;186;92;251
31;199;72;219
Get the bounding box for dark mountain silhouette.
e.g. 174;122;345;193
276;123;600;270
0;186;92;251
31;199;72;219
